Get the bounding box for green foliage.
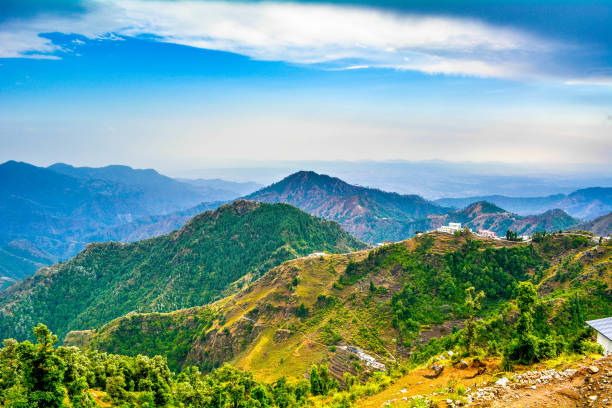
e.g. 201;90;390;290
89;309;217;372
309;365;338;396
505;230;520;241
0;201;366;342
464;287;485;355
0;325;326;408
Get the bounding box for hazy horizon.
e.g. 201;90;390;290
2;0;611;168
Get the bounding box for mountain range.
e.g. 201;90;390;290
0;161;611;406
0;161;260;288
246;171;449;243
246;171;589;242
435;187;612;220
0;200;365;341
2;163;611;291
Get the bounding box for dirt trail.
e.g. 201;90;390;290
356;355;612;408
469;355;612;408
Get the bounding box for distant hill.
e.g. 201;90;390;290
178;177;262;197
48;163;242;210
423;201;581;236
435;187;612;220
573;212;612;236
246;171;449;243
0;200;366;341
0;241;56;291
0;161;148;261
84;201;225;243
0;161;253;287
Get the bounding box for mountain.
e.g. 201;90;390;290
574;211;612;236
0;161;256;287
0;160;147;264
0;200;366;341
84;201;226;243
246;171;449;243
422;201;581;236
48;163;241;210
178;177;263;197
65;231;611;382
0;240;56;290
435;186;612;220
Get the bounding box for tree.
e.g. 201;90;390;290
532;231;547;243
506;230;520;241
464;286;485;355
20;324;66;408
504;281;551;366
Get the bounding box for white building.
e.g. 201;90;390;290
308;252;326;258
437;222;463;234
478;229;497;239
586;317;612;355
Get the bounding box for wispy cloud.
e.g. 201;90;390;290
0;0;559;78
565;78;612;87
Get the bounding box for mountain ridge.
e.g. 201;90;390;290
246;171;450;243
0;199;366;341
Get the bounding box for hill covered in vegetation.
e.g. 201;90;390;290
0;200;366;342
423;202;582;237
246;171;450;243
435;186;612;220
246;172;586;243
68;231;611;385
0;161;253;286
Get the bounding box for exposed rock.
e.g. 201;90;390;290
588;365;600;374
495;377;509;387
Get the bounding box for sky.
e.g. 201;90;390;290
0;0;611;175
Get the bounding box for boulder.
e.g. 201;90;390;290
495;377;509;387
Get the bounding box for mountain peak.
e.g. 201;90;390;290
463;201;508;214
247;171;447;243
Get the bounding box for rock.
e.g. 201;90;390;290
495;377;509;387
448;350;454;357
590;395;598;401
587;365;600;374
400;388;407;393
457;360;469;369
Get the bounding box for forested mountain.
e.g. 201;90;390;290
245;172;583;242
435;186;612;220
0;200;366;342
423;201;582;237
574;211;612;236
48;163;249;207
0;161;255;287
246;171;449;243
66;231;611;384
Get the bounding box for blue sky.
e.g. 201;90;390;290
0;0;611;175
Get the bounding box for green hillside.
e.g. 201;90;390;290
68;231;610;383
0;200;366;342
246;171;449;243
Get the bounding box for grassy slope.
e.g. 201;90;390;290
73;232;605;383
0;200;367;342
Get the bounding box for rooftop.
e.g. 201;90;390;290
586;317;612;341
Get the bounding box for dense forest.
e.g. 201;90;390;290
0;200;366;342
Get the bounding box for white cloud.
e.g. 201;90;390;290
0;0;553;78
565;78;612;86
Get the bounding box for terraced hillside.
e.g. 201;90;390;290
0;200;366;342
68;231;611;384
